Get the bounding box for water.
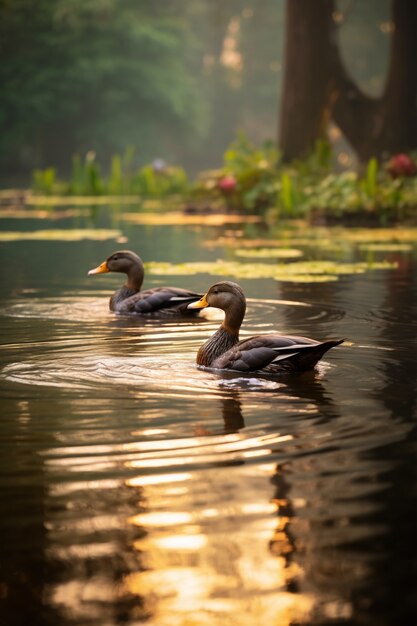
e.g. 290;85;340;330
0;208;416;626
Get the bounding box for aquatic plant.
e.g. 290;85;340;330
278;172;295;215
192;133;280;212
32;151;189;198
132;163;189;197
191;136;417;222
32;167;57;195
29;137;417;224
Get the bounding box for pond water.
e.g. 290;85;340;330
0;207;416;626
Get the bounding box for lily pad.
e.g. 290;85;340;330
235;248;303;259
28;195;141;205
0;229;123;241
205;227;417;254
0;208;91;220
358;243;413;252
341;228;417;243
122;212;261;226
146;258;397;283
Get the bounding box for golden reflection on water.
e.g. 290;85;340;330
123;457;314;626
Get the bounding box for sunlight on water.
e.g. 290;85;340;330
122;461;314;626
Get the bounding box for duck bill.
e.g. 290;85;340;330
88;261;109;275
188;293;209;309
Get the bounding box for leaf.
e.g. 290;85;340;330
280;172;294;214
0;229;123;241
122;212;261;225
358;243;413;252
145;258;397;283
364;157;378;197
235;248;303;259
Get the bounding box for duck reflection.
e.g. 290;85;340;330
269;463;298;591
220;392;245;433
123;376;342;625
217;370;339;431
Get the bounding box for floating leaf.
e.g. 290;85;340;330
235;248;303;259
341;228;417;243
146;258;397;283
0;229;123;241
28;195;141;205
0;208;91;219
203;228;417;250
358;243;413;252
122;212;261;225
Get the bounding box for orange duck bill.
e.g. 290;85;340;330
88;261;109;275
187;293;209;309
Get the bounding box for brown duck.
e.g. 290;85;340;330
188;281;344;372
88;250;202;316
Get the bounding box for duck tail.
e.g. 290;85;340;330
272;338;345;372
294;338;345;371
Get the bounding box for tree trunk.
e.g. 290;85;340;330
279;0;334;161
279;0;417;162
382;0;417;153
332;0;417;160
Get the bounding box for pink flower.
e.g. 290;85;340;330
387;154;417;178
218;175;237;193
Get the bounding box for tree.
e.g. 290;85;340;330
0;0;205;174
279;0;417;162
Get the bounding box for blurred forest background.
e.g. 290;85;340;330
0;0;415;184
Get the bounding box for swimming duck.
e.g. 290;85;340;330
88;250;202;316
188;281;344;372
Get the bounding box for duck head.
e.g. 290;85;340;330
88;250;144;290
88;250;142;275
189;281;246;334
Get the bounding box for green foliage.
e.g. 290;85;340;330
278;172;295;215
32;168;57;195
133;165;189;197
67;153;104;195
32;151;189;198
292;139;333;176
108;155;123;195
363;157;378;198
290;167;417;223
84;156;103;196
193;134;417;223
107;146;136;195
194;133;280;212
224;132;280;173
0;0;206;170
29;133;417;223
302;172;360;214
69;156;85;196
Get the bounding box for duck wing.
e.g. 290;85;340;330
117;287;202;316
212;334;343;373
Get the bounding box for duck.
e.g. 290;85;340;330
88;250;202;316
188;281;344;372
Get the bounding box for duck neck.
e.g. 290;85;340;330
197;299;245;367
221;297;246;337
125;262;144;291
109;261;144;311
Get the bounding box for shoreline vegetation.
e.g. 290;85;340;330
2;136;417;225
